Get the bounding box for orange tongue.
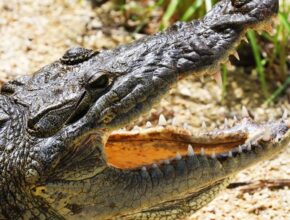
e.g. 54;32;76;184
104;126;246;169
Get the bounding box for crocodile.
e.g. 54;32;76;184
0;0;288;219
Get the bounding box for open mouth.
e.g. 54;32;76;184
104;110;290;170
101;20;283;171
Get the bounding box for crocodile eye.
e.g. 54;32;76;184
88;74;110;89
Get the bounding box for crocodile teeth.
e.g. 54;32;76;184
233;115;238;123
262;129;272;141
228;151;233;157
164;160;170;165
201;148;205;156
171;117;178;126
247;130;264;144
132;126;141;131
242;106;250;118
213;72;223;88
188;145;195;156
118;128;126;132
233;51;240;60
238;145;243;153
201;121;207;129
224;118;228;129
176;152;182;160
282;109;288;120
246;143;252;151
243;37;249;44
183;123;189;129
158;114;167;126
145;121;152;128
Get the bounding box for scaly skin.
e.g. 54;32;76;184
0;0;288;219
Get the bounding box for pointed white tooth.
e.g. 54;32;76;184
152;164;158;168
242;106;250;118
145;121;152;128
158;114;167;126
233;51;240;61
141;167;147;171
176;152;182;160
183;123;191;132
286;118;290;128
262;129;272;141
118;128;126;132
224;118;228;129
201;76;205;83
201;148;205;156
211;152;216;159
233;115;238;122
164;160;170;165
243;37;249;44
228;151;233;157
133;126;141;131
238;145;243;153
282;109;288;120
202;121;207;129
247;143;252;151
171;117;178;126
187;145;195;156
274;135;282;143
213;72;223;89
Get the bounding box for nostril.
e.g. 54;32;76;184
1;83;15;95
231;0;251;8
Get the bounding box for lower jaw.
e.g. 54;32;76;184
104;114;290;172
40;117;290;219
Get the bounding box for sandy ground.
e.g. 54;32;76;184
0;0;289;219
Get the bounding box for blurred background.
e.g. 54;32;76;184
0;0;289;219
87;0;290;104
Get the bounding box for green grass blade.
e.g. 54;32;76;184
278;12;290;33
181;0;203;21
221;64;228;100
247;30;269;98
205;0;213;12
265;76;290;105
160;0;180;30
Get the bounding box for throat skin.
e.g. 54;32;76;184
33;130;290;219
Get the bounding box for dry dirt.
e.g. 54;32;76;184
0;0;289;219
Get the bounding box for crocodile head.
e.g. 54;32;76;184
0;0;288;219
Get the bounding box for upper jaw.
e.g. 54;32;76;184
205;0;278;30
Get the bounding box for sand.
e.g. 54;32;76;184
0;0;289;219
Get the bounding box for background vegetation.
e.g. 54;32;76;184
105;0;290;103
